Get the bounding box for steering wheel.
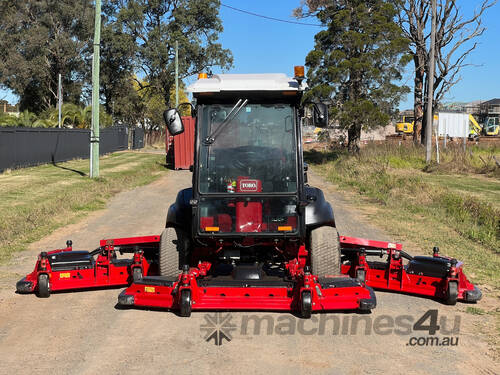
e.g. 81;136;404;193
231;148;262;172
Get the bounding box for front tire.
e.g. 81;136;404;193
159;227;187;277
310;226;341;277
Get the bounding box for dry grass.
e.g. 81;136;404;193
0;152;167;263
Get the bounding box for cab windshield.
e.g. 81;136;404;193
486;117;499;130
198;103;297;194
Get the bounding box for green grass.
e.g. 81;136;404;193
0;152;167;263
305;143;500;289
424;174;500;209
466;307;487;315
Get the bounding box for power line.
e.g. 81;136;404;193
220;3;323;27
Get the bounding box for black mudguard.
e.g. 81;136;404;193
304;186;336;228
166;188;193;231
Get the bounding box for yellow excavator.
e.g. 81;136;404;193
468;114;482;139
395;115;415;134
483;116;500;136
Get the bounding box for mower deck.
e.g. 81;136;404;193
17;234;481;313
16;236;159;297
118;262;376;317
339;236;481;304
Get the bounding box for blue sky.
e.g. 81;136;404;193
2;0;499;110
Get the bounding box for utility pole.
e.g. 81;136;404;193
175;40;179;107
90;0;101;178
58;73;62;128
426;0;436;163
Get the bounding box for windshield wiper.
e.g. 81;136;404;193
204;99;248;145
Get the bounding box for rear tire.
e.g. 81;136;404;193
37;274;50;298
310;226;341;277
159;227;187;277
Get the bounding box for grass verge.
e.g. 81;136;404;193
306;143;500;355
0;151;167;263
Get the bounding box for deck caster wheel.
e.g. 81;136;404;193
37;274;50;298
356;269;366;283
179;289;192;317
300;290;312;319
445;281;458;305
133;267;143;282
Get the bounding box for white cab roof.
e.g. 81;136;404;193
187;73;306;93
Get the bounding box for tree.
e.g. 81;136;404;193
398;0;495;144
115;0;233;107
100;1;138;115
0;0;93;113
37;103;112;128
0;113;19;127
129;76;190;143
0;109;39;127
298;0;410;152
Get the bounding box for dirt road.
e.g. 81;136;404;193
0;170;497;375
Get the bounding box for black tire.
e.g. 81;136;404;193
159;227;187;277
310;226;341;277
133;267;143;282
356;269;366;283
445;281;458;305
37;274;50;298
300;290;312;319
179;289;192;317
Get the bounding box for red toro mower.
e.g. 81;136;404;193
16;69;481;316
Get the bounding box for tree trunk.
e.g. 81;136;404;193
162;83;172;109
413;72;424;144
347;123;361;153
413;54;425;144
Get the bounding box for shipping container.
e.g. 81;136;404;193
165;116;195;170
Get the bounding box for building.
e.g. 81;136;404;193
0;100;19;116
479;98;500;117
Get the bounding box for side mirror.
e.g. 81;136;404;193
163;108;184;135
313;103;328;128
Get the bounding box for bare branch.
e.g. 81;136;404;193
398;0;496;142
432;0;495;105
